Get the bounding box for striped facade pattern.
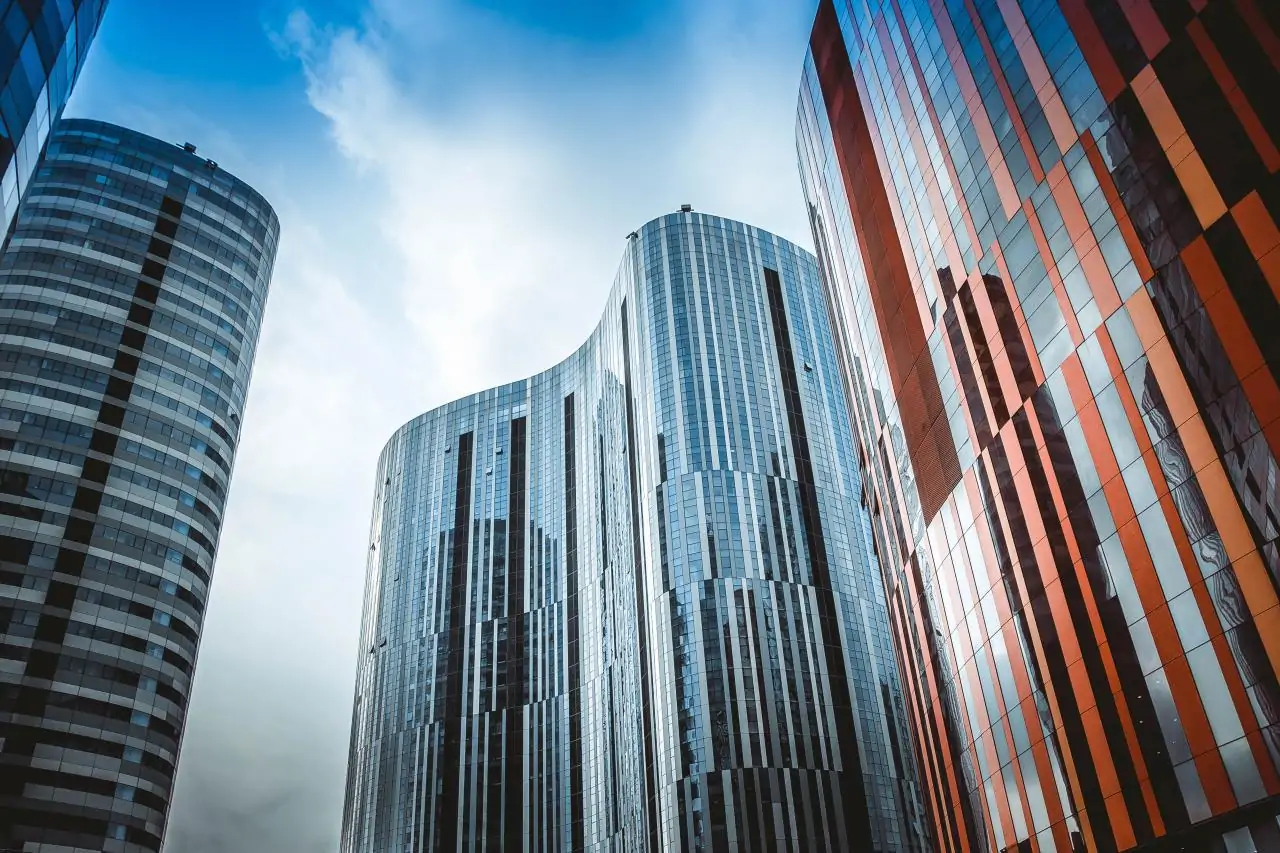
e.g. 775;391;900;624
341;212;928;852
0;0;107;236
0;120;278;851
796;0;1280;850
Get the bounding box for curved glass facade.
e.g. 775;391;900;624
0;0;108;234
342;212;928;853
0;119;278;851
797;0;1280;850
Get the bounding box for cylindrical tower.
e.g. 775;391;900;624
797;0;1280;850
342;211;929;852
0;119;278;852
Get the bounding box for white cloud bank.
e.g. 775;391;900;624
283;0;815;401
159;0;816;850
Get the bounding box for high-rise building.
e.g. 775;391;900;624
797;0;1280;850
342;211;929;853
0;119;278;852
0;0;108;234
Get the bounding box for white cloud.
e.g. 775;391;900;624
285;0;814;403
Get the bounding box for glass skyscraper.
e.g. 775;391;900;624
0;119;278;852
0;0;108;235
342;211;928;852
797;0;1280;850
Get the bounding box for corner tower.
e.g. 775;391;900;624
798;0;1280;849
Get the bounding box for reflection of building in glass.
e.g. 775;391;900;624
0;119;278;852
342;211;929;852
0;1;109;233
798;0;1280;849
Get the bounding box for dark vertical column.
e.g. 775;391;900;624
763;266;872;850
504;417;527;852
564;395;584;850
620;299;659;853
438;431;474;853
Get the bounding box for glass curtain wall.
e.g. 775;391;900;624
342;211;929;853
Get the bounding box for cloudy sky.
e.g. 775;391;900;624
68;0;816;849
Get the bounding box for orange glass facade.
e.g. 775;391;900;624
796;0;1280;850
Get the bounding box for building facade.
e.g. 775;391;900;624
0;119;278;851
0;0;108;235
797;0;1280;851
342;211;929;853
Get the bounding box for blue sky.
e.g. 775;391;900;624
69;1;816;850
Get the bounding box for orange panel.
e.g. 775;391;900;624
1233;551;1280;624
1059;0;1125;100
1116;0;1169;58
1172;155;1228;230
1175;413;1217;475
1146;604;1182;662
1232;193;1280;258
995;0;1077;154
1082;706;1122;799
1262;249;1280;310
1146;337;1198;430
961;0;1046;184
1232;193;1280;302
1193;744;1238;816
1045;593;1084;682
1103;790;1137;850
1116;518;1171;622
1245;727;1280;796
1201;287;1266;380
1182;236;1229;303
1241;366;1280;433
1049;161;1090;246
1059;353;1092;415
1104;473;1139;533
1163;656;1236;814
1103;673;1162;828
1124;288;1167;350
1079;245;1122;318
1050;818;1075;853
1083;133;1155;283
1131;68;1227;228
1199;464;1255;563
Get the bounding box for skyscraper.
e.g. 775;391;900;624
797;0;1280;850
0;0;108;234
0;119;278;852
342;211;929;852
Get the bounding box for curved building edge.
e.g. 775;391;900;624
343;209;932;852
